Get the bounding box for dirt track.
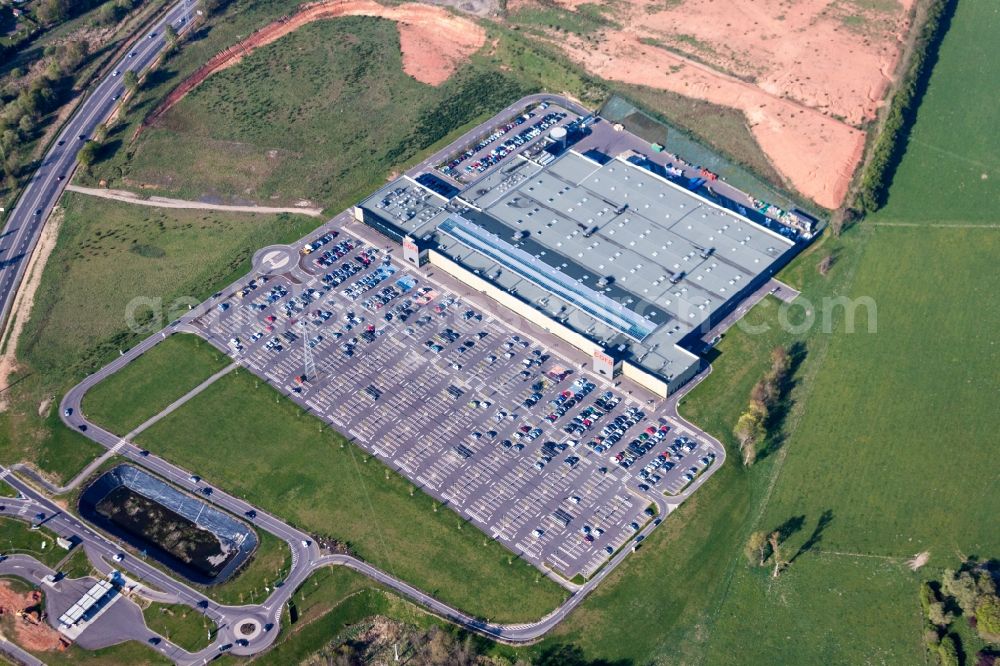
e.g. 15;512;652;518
145;0;485;127
65;184;323;216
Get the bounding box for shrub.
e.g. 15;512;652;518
920;581;936;615
938;634;959;666
976;595;1000;641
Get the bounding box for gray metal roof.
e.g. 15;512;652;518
359;148;797;383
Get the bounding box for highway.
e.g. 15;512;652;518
0;0;197;334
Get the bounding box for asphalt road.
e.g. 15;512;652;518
0;76;728;660
0;0;198;334
50;194;725;665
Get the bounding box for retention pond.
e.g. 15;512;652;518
79;464;257;585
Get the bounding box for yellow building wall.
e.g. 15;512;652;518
429;250;681;398
428;250;598;353
621;361;669;398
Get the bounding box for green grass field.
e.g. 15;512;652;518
0;193;317;483
0;517;65;568
88;17;529;210
871;0;999;225
136;368;567;623
251;567;440;666
21;193;316;381
83;333;230;436
142;603;215;652
58;546;96;579
515;1;999;662
756;226;999;558
35;641;170;666
205;530;291;606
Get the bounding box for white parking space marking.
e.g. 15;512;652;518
187;233;714;579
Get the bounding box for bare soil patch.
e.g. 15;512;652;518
145;0;485;127
0;208;64;413
510;0;916;208
0;581;66;652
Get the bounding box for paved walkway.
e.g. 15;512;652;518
124;362;238;441
65;184;323;217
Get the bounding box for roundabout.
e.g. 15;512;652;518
253;245;296;274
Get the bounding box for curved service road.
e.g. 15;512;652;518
0;92;725;662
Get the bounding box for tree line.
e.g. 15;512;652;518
733;345;793;466
1;40;91;189
852;0;955;215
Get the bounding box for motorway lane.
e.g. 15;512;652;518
0;0;198;333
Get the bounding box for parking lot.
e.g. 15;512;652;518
435;101;577;184
189;223;720;580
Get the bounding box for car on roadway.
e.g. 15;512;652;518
64;407;72;416
112;69;120;77
245;509;256;519
113;553;124;562
188;475;200;484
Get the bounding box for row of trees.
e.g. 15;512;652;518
95;0;144;27
920;564;1000;665
1;40;90;188
322;621;611;666
77;69;139;173
733;345;792;466
853;0;953;214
